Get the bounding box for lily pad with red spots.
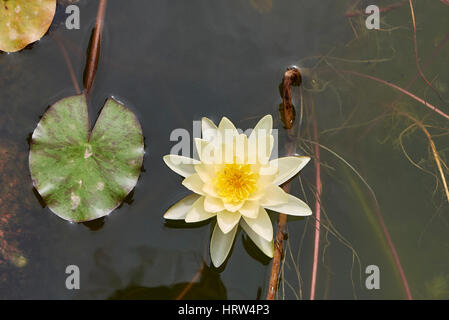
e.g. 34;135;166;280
29;94;145;222
0;0;56;52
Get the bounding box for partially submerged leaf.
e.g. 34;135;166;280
29;94;144;222
0;0;56;52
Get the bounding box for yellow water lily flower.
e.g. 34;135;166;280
163;115;311;267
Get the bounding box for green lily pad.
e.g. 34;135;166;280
29;94;144;222
0;0;56;52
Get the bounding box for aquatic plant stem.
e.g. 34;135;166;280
304;138;413;299
310;111;322;300
52;32;81;94
266;206;288;300
176;261;205;300
403;31;449;92
408;0;442;98
84;0;107;94
266;135;295;300
266;67;302;299
397;112;449;203
370;193;413;299
281;68;302;129
339;70;449;121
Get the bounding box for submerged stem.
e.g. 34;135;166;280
408;0;445;101
310;107;322;300
176;261;205;300
339;69;449;121
52;32;81;94
398;112;449;203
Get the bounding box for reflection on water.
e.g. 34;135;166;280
77;246;223;300
0;0;448;299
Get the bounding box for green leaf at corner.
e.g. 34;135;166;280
29;94;144;222
0;0;56;52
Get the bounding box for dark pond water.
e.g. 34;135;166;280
0;0;448;299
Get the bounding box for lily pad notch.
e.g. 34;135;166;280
29;94;145;222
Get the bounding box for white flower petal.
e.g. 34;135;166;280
264;194;312;216
218;116;239;140
242;207;273;241
163;155;200;178
247;173;276;201
234;134;248;164
163;194;200;220
247;131;273;165
182;173;205;195
239;200;260;219
270;156;311;185
217;211;241;234
223;201;244;212
240;219;274;258
249;115;273;141
202;182;219;197
259;184;288;207
194;138;210;161
195;163;215;184
262;135;274;164
202;117;218;141
185;197;217;223
204;196;224;213
210;222;238;267
248;115;274;164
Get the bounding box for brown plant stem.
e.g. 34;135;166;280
266;67;302;300
408;0;442;99
176;261;205;300
266;133;296;300
52;32;81;94
339;69;449;121
397;112;449;203
84;0;107;94
369;193;413;299
281;68;302;129
406;32;449;90
310;109;322;300
352;31;449;144
266;195;288;300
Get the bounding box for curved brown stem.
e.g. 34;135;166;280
266;67;301;299
397;112;449;204
52;32;81;94
408;0;444;101
83;0;107;94
266;192;289;300
339;69;449;121
281;68;302;129
176;261;205;300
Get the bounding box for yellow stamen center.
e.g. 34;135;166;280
214;163;258;203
